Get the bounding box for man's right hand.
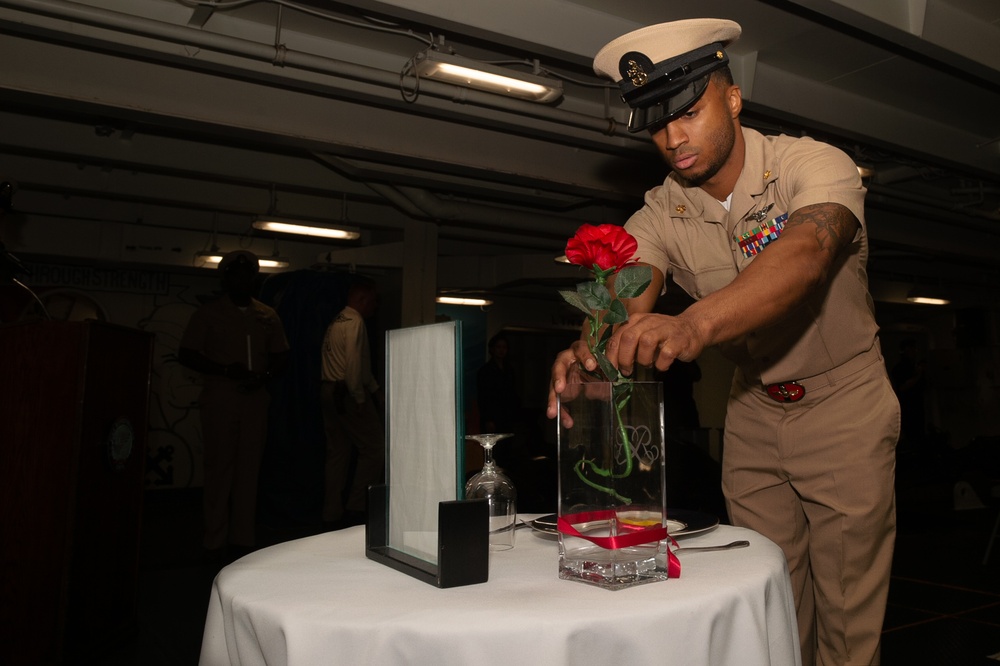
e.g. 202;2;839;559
546;340;596;427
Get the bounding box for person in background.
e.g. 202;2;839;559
320;276;384;529
476;332;523;472
477;332;521;434
549;19;898;666
179;250;289;563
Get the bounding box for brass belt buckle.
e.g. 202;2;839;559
765;381;805;403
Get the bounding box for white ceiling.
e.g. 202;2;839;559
1;0;998;316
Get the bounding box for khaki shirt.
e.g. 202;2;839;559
625;127;878;384
321;305;379;404
180;295;289;388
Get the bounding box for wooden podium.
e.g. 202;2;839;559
0;320;153;664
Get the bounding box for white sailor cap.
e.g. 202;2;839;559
593;18;741;132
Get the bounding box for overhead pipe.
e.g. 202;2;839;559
361;182;568;249
392;185;582;238
0;0;633;139
312;153;587;239
438;226;565;252
866;183;1000;225
368;180;581;247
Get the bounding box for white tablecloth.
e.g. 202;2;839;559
200;519;800;666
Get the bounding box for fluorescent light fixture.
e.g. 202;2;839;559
905;294;950;306
258;256;290;269
414;50;563;103
253;217;361;240
195;251;225;267
436;296;493;307
905;285;950;306
194;251;290;269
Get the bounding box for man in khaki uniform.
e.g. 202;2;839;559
320;276;384;528
549;19;898;666
180;251;289;560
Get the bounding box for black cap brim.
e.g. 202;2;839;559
626;75;711;132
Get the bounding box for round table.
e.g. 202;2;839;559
200;517;800;666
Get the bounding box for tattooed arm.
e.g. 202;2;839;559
605;202;859;376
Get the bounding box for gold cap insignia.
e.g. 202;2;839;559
626;59;648;87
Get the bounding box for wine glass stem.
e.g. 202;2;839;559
482;445;495;471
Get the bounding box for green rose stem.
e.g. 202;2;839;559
572;265;636;505
574;382;634;504
559;230;651;508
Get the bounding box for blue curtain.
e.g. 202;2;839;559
257;269;353;527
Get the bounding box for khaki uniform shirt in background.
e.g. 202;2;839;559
321;305;379;404
625;126;878;385
180;295;289;388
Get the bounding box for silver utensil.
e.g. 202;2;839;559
674;540;749;553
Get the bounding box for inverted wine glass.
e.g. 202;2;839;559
465;433;517;550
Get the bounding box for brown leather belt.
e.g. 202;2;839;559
759;344;883;403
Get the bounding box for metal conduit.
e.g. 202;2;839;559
439;226;565;251
867;183;1000;225
321;156;587;239
393;185;581;237
0;0;632;139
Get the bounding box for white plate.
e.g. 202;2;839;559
666;518;687;533
531;510;719;538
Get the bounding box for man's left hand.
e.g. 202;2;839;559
605;312;707;377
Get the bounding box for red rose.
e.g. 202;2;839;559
565;224;638;272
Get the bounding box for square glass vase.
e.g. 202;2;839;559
557;380;669;590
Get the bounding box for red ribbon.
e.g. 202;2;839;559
557;510;681;577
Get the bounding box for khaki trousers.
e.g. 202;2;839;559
200;383;270;550
723;351;899;666
321;381;385;521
